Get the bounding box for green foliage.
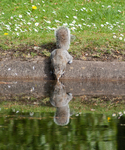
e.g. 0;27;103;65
0;0;125;59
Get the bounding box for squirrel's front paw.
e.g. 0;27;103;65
68;60;73;64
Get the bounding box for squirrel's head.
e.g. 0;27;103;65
55;71;62;81
54;69;64;81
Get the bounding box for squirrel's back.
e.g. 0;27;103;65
55;27;70;51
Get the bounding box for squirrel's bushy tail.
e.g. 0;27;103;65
55;27;70;51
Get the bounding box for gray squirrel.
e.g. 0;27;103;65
50;26;73;81
50;81;73;126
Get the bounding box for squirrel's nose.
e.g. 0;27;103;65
56;73;61;81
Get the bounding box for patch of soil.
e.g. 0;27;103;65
0;42;56;61
79;47;125;62
0;43;125;62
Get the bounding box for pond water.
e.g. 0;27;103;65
0;79;125;150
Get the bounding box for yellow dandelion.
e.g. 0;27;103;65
32;5;37;10
4;33;8;35
107;117;111;122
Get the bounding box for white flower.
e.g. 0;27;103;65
34;28;38;32
19;15;22;18
101;24;104;27
10;16;13;19
47;26;55;30
27;22;31;25
102;5;104;7
30;18;35;21
43;9;45;12
78;24;82;28
46;20;51;24
118;10;121;13
17;32;19;36
81;19;84;21
107;5;111;8
120;34;124;37
92;23;96;26
87;25;91;27
27;12;30;15
52;11;56;14
55;20;61;23
69;23;74;26
72;20;76;24
63;23;68;26
90;9;92;11
119;37;122;40
83;7;86;10
42;1;44;3
106;22;109;24
119;112;122;115
113;35;117;38
73;16;77;19
66;16;69;18
37;3;40;5
35;16;38;18
2;12;4;15
71;27;76;31
112;113;116;117
21;19;25;22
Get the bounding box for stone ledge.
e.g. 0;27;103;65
0;59;125;80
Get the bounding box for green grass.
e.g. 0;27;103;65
0;0;125;59
0;96;125;118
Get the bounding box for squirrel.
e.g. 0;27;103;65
50;81;72;126
50;26;73;81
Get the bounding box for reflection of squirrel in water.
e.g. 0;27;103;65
50;81;73;126
50;27;73;81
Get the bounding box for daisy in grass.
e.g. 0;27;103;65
19;15;22;18
113;35;116;38
35;22;39;26
119;37;122;40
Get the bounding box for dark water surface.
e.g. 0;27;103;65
0;111;125;150
0;79;125;150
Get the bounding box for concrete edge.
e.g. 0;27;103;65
0;59;125;80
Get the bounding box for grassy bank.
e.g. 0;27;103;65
0;0;125;60
0;96;125;118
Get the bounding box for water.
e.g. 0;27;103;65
0;79;125;150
